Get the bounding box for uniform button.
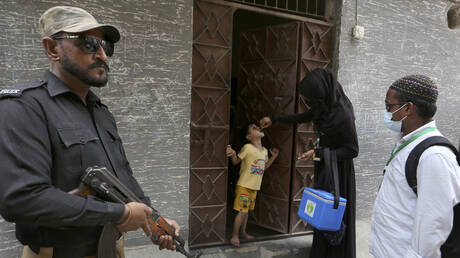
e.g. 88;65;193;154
79;137;86;144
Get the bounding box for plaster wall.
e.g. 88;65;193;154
338;0;460;219
0;1;192;256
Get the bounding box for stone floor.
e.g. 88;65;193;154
125;219;372;258
125;234;311;258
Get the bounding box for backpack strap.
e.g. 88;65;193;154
405;136;459;195
405;136;460;256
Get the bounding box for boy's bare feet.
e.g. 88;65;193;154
240;232;254;239
230;236;240;247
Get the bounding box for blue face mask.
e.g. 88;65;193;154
383;103;407;132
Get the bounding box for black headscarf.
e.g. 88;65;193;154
298;68;355;134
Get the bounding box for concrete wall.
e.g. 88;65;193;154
2;0;460;256
0;0;192;257
338;0;460;220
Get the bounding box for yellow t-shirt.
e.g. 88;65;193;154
236;144;268;191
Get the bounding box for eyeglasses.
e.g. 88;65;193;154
52;35;114;57
385;102;405;112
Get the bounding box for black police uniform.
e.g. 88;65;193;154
0;71;150;257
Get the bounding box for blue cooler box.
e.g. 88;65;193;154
298;187;347;231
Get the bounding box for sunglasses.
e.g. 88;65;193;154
52;34;114;57
385;102;405;112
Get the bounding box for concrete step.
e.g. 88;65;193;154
196;235;312;258
125;234;312;258
124;219;371;258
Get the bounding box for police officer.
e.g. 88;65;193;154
0;6;179;258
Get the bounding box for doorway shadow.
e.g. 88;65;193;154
225;9;295;244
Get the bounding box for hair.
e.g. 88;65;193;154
238;123;253;143
234;122;260;150
50;31;63;38
393;89;437;119
49;32;64;48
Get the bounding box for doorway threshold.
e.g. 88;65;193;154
191;230;312;249
195;232;313;258
236;230;312;245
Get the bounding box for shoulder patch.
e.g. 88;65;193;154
0;80;46;99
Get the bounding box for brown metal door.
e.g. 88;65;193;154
189;0;234;248
236;22;299;233
290;21;334;233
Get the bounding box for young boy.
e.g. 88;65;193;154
226;123;279;247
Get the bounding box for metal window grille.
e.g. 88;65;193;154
226;0;326;19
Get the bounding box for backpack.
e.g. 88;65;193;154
405;136;460;258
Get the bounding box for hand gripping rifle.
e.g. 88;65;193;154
70;166;200;258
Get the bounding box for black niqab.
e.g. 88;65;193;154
298;68;355;134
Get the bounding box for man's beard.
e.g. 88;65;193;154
61;51;110;88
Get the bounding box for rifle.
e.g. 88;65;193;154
70;166;200;258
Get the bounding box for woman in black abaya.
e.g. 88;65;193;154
260;68;358;258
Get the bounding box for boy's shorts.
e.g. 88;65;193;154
233;185;257;213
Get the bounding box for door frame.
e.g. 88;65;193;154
204;0;332;25
190;0;335;248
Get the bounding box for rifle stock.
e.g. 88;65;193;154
68;183;92;197
70;166;200;258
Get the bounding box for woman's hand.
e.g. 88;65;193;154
259;117;272;129
297;149;314;161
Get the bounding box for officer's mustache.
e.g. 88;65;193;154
88;61;110;72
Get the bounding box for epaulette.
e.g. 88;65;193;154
0;80;46;99
99;102;108;109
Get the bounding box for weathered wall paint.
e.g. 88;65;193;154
0;0;192;257
338;0;460;219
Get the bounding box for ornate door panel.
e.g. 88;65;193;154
290;21;333;233
237;22;299;233
190;0;233;247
